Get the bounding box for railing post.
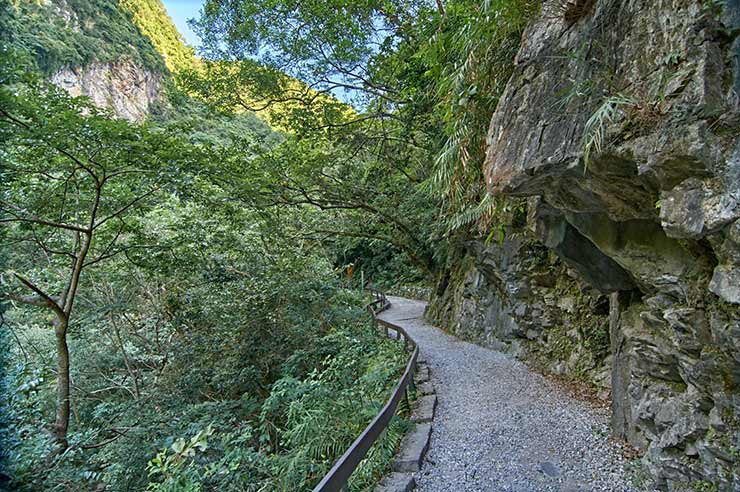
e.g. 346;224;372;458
403;385;410;414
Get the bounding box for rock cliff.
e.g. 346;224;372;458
430;0;740;489
51;59;163;121
4;0;171;121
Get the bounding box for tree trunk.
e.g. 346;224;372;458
52;229;91;449
53;316;70;448
436;0;445;16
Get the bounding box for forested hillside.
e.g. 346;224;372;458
0;1;413;490
0;0;173;74
2;0;740;491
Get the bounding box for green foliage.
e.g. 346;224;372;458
146;426;214;492
625;457;652;490
151;94;282;148
692;481;720;492
125;283;407;492
120;0;197;73
213;134;439;278
193;0;538;249
701;0;728;18
1;0;168;74
581;93;636;170
1;44;408;492
195;0;425;102
422;0;537;215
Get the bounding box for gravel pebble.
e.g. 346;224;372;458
379;297;638;492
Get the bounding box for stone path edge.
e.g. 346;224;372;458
375;357;436;492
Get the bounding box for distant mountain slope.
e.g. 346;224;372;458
0;0;169;76
1;0;344;126
1;0;173;120
119;0;197;73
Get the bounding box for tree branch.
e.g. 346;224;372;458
0;206;89;234
93;187;160;231
436;0;446;16
9;273;65;317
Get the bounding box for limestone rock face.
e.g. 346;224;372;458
431;0;740;489
427;234;615;397
51;59;164;121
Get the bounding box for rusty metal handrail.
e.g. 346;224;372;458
312;290;417;492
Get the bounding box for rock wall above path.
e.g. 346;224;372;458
431;1;740;490
484;0;740;303
426;233;616;398
486;0;740;488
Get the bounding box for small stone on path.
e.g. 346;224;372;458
539;461;559;477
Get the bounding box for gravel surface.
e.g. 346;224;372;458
378;296;639;492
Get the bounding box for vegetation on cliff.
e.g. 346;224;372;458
0;0;170;74
183;0;537;277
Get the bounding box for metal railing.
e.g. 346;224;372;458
312;289;418;492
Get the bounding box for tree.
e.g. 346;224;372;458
247;138;438;276
190;0;536;246
181;2;444;279
194;0;434;104
0;49;195;448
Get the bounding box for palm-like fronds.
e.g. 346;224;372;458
348;417;410;491
423;0;537;233
444;192;497;234
581;94;635;170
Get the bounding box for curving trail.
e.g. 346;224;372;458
378;296;638;492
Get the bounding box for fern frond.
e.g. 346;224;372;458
443;192;497;234
423;126;467;197
581;94;635;171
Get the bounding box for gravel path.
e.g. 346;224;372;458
378;296;638;492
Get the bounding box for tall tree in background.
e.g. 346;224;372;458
0;51;195;447
185;0;445;278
